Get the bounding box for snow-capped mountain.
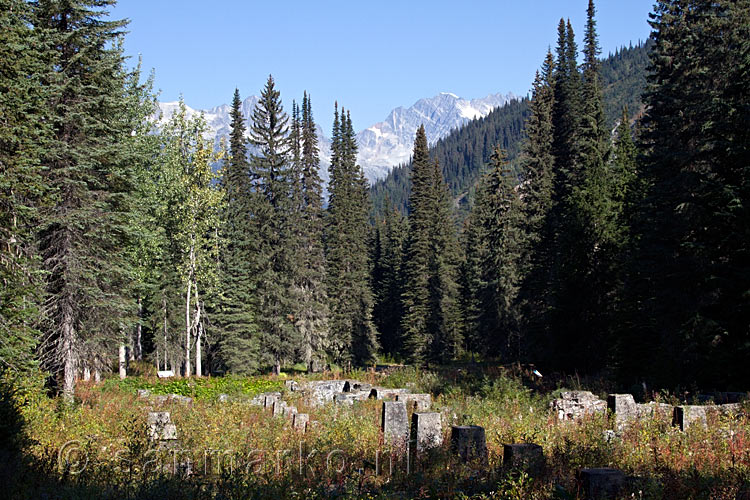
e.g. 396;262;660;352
356;92;516;180
156;91;516;184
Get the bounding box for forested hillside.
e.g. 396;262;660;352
370;40;651;219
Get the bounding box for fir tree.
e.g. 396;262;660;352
248;75;298;375
293;92;329;372
216;88;259;374
371;204;408;357
474;147;525;359
326;105;379;365
34;0;142;400
0;0;49;372
400;125;461;364
626;0;750;387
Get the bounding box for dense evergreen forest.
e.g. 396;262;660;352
370;40;651;219
1;0;749;403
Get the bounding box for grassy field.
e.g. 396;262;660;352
3;365;750;499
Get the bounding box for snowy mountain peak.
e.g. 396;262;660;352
156;90;517;184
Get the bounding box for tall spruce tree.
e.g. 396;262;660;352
626;0;750;387
34;0;141;400
0;0;49;372
216;88;259;374
400;125;461;364
517;51;556;357
293;92;329;371
326;105;379;365
474;147;525;359
249;76;299;375
371;204;408;357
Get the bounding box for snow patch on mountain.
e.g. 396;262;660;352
156;90;516;184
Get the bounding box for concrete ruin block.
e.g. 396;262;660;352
673;405;707;431
137;389;151;399
293;413;309;431
396;393;432;411
284;380;299;392
168;394;193;405
157;370;174;379
607;394;638;427
381;401;409;444
551;391;607;421
334;392;369;405
272;400;287;418
343;381;372;393
264;393;280;409
502;443;545;476
217;393;230;403
578;468;626;499
450;425;487;463
410;412;442;454
304;380;347;405
370;387;410;400
282;405;297;418
147;411;172;426
147;412;177;441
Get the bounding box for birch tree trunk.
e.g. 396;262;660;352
119;344;127;379
135;297;143;360
62;305;77;403
185;275;192;377
194;281;202;377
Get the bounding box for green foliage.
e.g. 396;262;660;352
101;375;282;400
326;105;379;365
400;126;462;364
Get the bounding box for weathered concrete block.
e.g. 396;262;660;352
157;370;174;379
551;391;606;421
293;413;309;431
397;393;432;411
673;405;707;431
578;468;626;499
147;411;171;426
264;394;280;409
304;380;347;405
502;443;544;476
168;394;193;405
284;380;299;392
450;425;487;463
151;423;177;441
334;392;369;405
607;394;638;427
370;387;410;400
381;401;409;444
272;400;287;418
282;405;297;418
343;381;372;393
147;412;177;441
410;412;443;453
217;393;230;403
137;389;151;399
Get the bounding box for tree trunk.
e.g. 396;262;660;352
62;305;76;403
185;275;192;377
83;366;91;381
119;344;127;379
94;355;101;383
135;297;143;360
163;296;168;371
194;282;202;377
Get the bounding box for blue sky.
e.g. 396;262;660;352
111;0;655;132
